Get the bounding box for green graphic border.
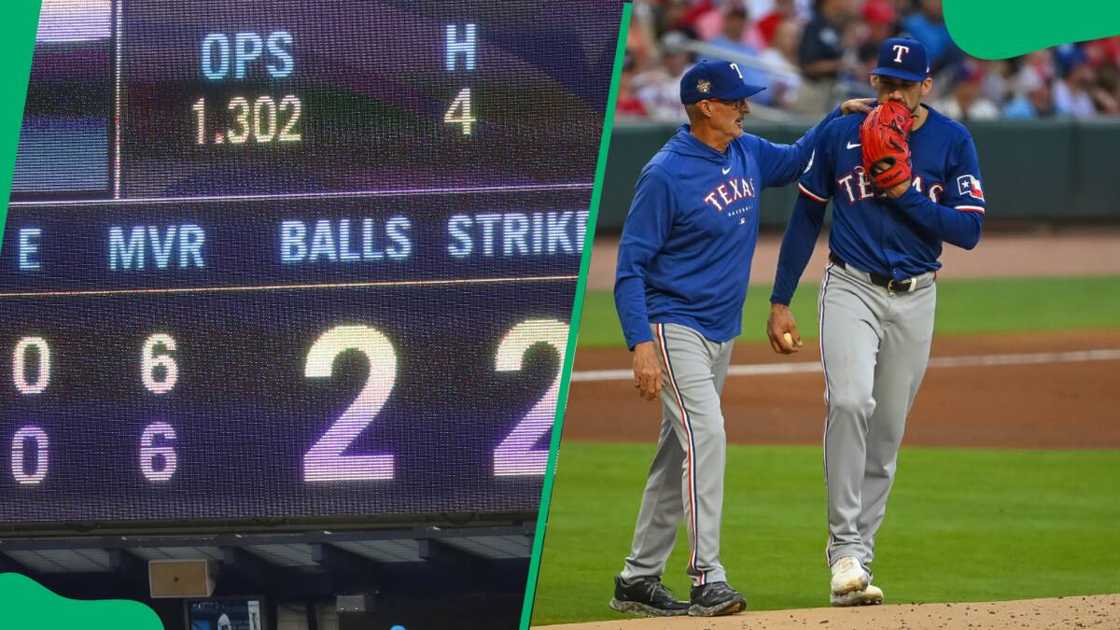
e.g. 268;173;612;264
0;573;163;628
944;0;1120;60
0;0;39;242
518;4;632;628
1;4;162;627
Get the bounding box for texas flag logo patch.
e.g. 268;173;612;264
957;174;985;200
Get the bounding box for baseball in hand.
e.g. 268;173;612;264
783;332;794;347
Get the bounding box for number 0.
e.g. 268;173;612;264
11;426;48;485
253;96;278;142
13;337;50;395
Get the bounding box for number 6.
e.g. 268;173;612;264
142;334;178;395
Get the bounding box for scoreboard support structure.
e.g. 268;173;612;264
1;524;535;629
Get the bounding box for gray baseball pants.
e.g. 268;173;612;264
818;261;937;568
621;322;734;587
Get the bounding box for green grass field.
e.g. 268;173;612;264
577;276;1120;347
531;443;1120;626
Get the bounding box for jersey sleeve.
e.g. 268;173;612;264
890;128;985;250
771;194;827;305
940;132;987;215
614;164;675;350
756;107;842;189
796;120;835;203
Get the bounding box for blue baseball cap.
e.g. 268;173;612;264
680;59;766;104
871;37;931;83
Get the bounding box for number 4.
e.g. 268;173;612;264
445;88;476;136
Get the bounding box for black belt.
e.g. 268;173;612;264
829;252;917;293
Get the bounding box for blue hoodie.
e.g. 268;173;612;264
615;110;838;349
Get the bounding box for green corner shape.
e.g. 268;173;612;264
944;0;1120;60
517;4;632;629
0;0;42;242
0;573;164;629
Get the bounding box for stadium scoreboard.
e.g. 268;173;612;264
0;0;621;531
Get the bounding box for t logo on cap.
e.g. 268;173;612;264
679;59;767;104
872;37;929;83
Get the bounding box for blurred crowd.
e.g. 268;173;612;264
618;0;1120;122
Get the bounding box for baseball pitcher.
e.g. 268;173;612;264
768;37;986;606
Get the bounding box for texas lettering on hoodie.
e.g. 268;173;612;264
614;109;839;349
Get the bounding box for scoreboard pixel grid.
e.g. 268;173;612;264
1;0;621;532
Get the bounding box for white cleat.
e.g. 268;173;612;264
829;557;870;595
831;584;884;607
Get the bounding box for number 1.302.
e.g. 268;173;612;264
192;95;302;145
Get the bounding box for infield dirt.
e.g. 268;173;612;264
570;230;1120;449
537;594;1120;629
564;330;1120;449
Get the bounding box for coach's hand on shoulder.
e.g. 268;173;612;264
767;304;804;355
632;341;663;401
840;98;876;115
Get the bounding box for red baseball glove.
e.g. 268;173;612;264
859;100;914;192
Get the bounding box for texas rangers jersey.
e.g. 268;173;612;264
797;105;986;279
615;112;837;349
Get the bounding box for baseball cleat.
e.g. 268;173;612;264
831;583;884;607
829;556;870;595
688;581;747;617
609;575;689;617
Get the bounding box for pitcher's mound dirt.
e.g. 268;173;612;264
536;594;1119;630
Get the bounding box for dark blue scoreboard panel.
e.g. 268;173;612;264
1;0;621;531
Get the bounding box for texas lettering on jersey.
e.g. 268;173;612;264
835;166;947;204
702;176;757;211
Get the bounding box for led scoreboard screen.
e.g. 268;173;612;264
1;0;621;531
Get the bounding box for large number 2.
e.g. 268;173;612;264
493;319;569;476
303;325;397;482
